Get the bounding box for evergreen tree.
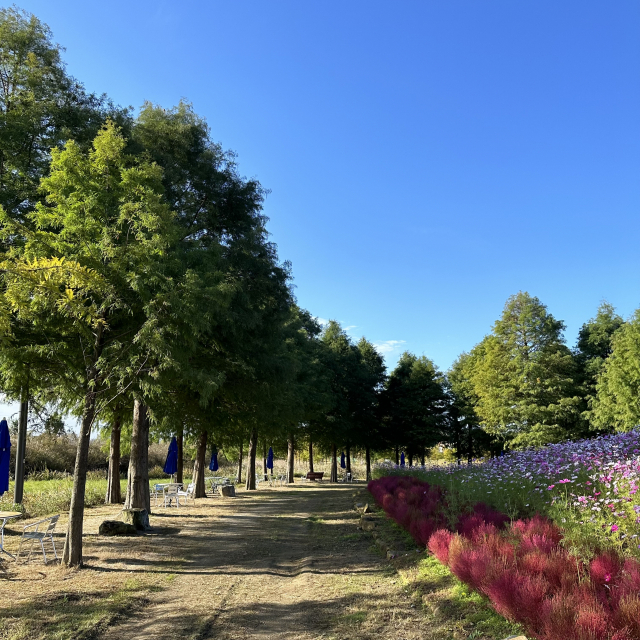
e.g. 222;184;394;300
592;309;640;432
469;292;581;448
381;352;449;464
574;302;624;429
0;122;176;566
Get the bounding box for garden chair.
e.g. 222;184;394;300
177;483;195;505
16;515;59;564
163;485;180;507
151;483;166;506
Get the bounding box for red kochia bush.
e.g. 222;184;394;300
369;475;640;640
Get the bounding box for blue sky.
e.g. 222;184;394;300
11;0;640;375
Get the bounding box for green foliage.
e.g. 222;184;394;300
381;351;448;457
468;292;582;448
592;309;640;431
0;7;125;223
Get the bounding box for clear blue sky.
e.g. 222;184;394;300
13;0;640;373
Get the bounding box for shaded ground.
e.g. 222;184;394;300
0;483;521;640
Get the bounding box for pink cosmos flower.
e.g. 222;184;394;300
611;524;619;532
547;485;555;490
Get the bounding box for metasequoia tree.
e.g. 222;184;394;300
0;122;175;566
381;352;448;463
468;292;581;448
592;309;640;431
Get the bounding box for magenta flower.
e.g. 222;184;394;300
547;485;555;490
611;524;619;532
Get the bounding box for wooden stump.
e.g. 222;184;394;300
221;485;236;497
123;508;149;531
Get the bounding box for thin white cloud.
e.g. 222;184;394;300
344;325;358;331
373;340;406;355
314;317;330;326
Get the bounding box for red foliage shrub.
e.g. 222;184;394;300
574;601;611;640
450;544;493;591
613;596;640;639
369;475;639;640
428;529;453;564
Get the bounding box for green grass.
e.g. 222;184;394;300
0;580;158;640
0;473;196;518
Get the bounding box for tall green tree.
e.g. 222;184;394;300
592;309;640;431
0;7;124;224
381;351;448;464
469;292;581;448
574;302;624;429
354;337;386;479
0;122;176;566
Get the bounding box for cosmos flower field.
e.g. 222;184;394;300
369;430;640;639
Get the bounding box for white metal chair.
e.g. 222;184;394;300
17;515;59;564
163;485;180;507
177;483;195;505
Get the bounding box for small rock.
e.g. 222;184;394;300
361;520;376;531
355;502;364;509
99;520;137;536
503;636;528;640
221;485;236;497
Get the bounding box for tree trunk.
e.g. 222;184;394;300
63;328;103;567
421;449;426;466
287;433;295;483
308;438;314;473
395;446;399;465
408;452;413;467
105;413;122;504
192;429;207;498
330;443;338;482
176;422;184;484
124;399;151;514
467;424;473;465
262;440;267;480
237;440;243;484
365;446;371;481
13;379;29;505
346;445;351;474
245;428;257;490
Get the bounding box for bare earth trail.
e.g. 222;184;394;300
101;483;427;640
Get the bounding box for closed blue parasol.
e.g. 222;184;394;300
266;446;274;470
209;449;219;472
163;436;178;475
0;419;11;497
400;452;405;467
340;451;346;469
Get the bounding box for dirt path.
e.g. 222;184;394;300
99;483;426;640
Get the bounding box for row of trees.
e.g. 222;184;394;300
446;293;640;452
0;8;420;569
2;8;639;569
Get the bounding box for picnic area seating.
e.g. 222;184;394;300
177;483;195;505
306;471;324;481
162;484;181;507
209;477;232;494
16;514;59;564
151;483;165;506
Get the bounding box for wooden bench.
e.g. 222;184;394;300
306;472;324;481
